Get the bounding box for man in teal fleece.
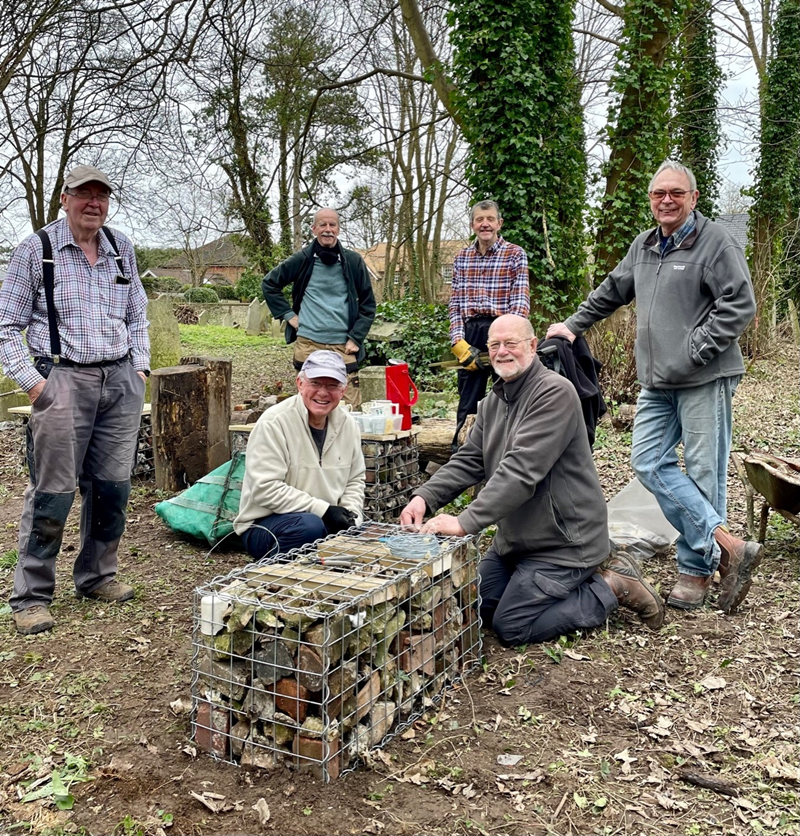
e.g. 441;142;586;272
263;208;375;407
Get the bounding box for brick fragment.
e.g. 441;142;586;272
293;735;340;780
394;631;436;675
274;678;310;722
194;700;229;758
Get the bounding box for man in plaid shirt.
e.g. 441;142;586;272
0;165;150;635
449;200;530;449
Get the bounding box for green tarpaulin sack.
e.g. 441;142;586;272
154;452;245;545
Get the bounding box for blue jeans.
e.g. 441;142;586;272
240;513;327;561
631;376;740;577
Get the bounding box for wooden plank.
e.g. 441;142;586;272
360;427;420;441
378;552;452;579
11;403;151;416
244;563;396;606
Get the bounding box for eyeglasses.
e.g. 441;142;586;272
648;189;689;202
65;188;110;203
305;379;345;392
487;340;524;352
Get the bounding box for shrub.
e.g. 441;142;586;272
235;270;264;302
141;275;184;295
363;299;452;389
184;287;219;303
215;284;239;300
585;308;639;406
153;276;183;293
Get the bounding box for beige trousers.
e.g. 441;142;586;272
293;336;361;408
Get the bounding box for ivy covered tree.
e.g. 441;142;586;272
675;0;723;218
448;0;588;325
748;0;800;354
593;0;687;280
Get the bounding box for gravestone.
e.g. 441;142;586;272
222;312;233;328
147;296;182;400
245;298;262;335
197;310;209;326
259;301;271;330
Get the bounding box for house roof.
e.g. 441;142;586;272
160;234;248;270
355;239;470;278
715;213;749;250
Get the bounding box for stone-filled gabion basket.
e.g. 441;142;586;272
191;522;482;781
362;432;423;522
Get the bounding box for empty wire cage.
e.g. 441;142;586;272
191;522;482;780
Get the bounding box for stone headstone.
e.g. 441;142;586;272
246;298;262;335
259;300;271;330
197;310;209;326
359;366;388;404
147;296;182;400
222;312;233;328
270;318;283;338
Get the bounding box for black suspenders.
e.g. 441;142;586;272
34;225;125;362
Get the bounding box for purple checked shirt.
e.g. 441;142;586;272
0;217;150;391
448;236;530;344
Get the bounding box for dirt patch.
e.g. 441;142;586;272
0;342;798;836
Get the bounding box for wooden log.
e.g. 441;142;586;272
151;358;231;491
416;419;455;467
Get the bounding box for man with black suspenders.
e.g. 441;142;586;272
0;165;150;635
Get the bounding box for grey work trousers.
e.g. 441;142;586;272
10;359;145;612
478;546;618;645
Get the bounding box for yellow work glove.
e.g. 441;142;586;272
452;339;482;372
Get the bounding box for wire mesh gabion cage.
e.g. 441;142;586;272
191;522;482;781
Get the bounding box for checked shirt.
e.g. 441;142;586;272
0;217;150;391
448;236;530;344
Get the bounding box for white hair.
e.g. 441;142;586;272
312;207;340;225
649;161;697;192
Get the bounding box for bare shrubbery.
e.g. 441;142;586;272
585;308;639;408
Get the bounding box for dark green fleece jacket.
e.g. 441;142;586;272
262;243;376;356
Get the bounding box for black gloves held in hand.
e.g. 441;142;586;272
322;505;356;533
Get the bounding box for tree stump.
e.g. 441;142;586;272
152;357;232;491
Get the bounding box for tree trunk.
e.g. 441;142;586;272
152;358;232;491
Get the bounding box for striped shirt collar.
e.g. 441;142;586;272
659;211;697;252
52;217;116;257
471;235;506;256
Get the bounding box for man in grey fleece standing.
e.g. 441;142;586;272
548;160;760;613
400;314;664;645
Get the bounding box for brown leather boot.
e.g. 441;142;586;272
714;526;764;613
13;606;55;635
667;574;713;609
599;552;665;630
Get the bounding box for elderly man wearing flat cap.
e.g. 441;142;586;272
0;164;150;635
234;350;366;559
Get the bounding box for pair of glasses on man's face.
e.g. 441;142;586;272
65;188;110;203
487;340;523;353
648;189;690;201
305;380;345;392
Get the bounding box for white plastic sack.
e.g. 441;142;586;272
607;477;678;560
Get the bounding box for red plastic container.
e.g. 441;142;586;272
385;361;418;430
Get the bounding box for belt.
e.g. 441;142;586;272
36;356;128;369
